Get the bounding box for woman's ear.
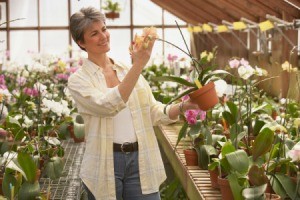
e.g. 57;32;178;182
77;40;85;49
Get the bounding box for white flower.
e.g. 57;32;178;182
280;98;287;105
238;65;254;80
270;124;287;133
44;136;61;146
288;143;300;162
24;116;33;128
28;62;48;73
214;80;227;97
2;151;18;164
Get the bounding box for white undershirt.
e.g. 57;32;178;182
113;106;137;144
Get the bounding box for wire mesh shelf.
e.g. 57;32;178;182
39;139;85;200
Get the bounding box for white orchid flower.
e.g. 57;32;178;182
238;65;254;80
214;79;228;97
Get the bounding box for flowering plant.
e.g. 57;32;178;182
130;26;230;108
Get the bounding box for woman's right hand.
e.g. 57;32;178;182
131;37;156;69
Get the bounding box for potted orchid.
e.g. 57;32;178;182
130;25;230;111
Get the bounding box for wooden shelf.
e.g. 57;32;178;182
154;124;222;200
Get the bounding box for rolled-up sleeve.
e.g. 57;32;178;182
68;73;126;117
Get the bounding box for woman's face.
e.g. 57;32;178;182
79;20;110;54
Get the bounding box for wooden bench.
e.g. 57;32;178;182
154;124;222;200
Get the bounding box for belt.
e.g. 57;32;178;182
113;142;138;153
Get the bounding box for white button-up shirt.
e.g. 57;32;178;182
68;58;176;200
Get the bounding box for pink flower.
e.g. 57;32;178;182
17;77;27;86
0;75;5;85
56;73;69;80
229;59;240;68
23;87;39;97
186;115;197;125
67;67;79;73
185;109;200;125
199;110;206;121
167;54;178;62
182;95;190;101
240;58;249;66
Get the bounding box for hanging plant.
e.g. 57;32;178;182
102;0;121;20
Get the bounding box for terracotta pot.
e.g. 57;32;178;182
209;168;219;188
218;177;234;200
105;11;120;19
183;149;198;166
189;82;219;111
67;125;74;139
0;176;3;195
265;193;281;200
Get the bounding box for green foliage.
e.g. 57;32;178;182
102;0;121;12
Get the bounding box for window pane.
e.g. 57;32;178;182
164;28;190;60
40;30;69;57
164;10;186;25
0;31;7;66
40;0;68;26
9;0;38;27
10;31;38;64
71;0;100;14
0;2;7;28
102;0;130;26
133;0;162;25
108;29;131;66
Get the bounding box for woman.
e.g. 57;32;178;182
68;7;198;200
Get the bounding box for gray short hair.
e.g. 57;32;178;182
70;7;106;51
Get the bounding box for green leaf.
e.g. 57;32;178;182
202;70;232;85
221;141;236;158
175;122;189;147
226;101;239;122
252;128;274;161
188;121;201;137
196;145;217;169
275;174;296;199
222;111;235;126
268;175;288;199
242;184;267;200
225;150;249;175
151;76;196;87
3;172;18;199
18;181;40;200
253;119;266;136
45;157;64;180
227;173;245;200
17;152;37;183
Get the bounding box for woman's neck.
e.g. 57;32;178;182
88;53;112;69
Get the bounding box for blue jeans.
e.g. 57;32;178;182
83;151;160;200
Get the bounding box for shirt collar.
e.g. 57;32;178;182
82;58;127;75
